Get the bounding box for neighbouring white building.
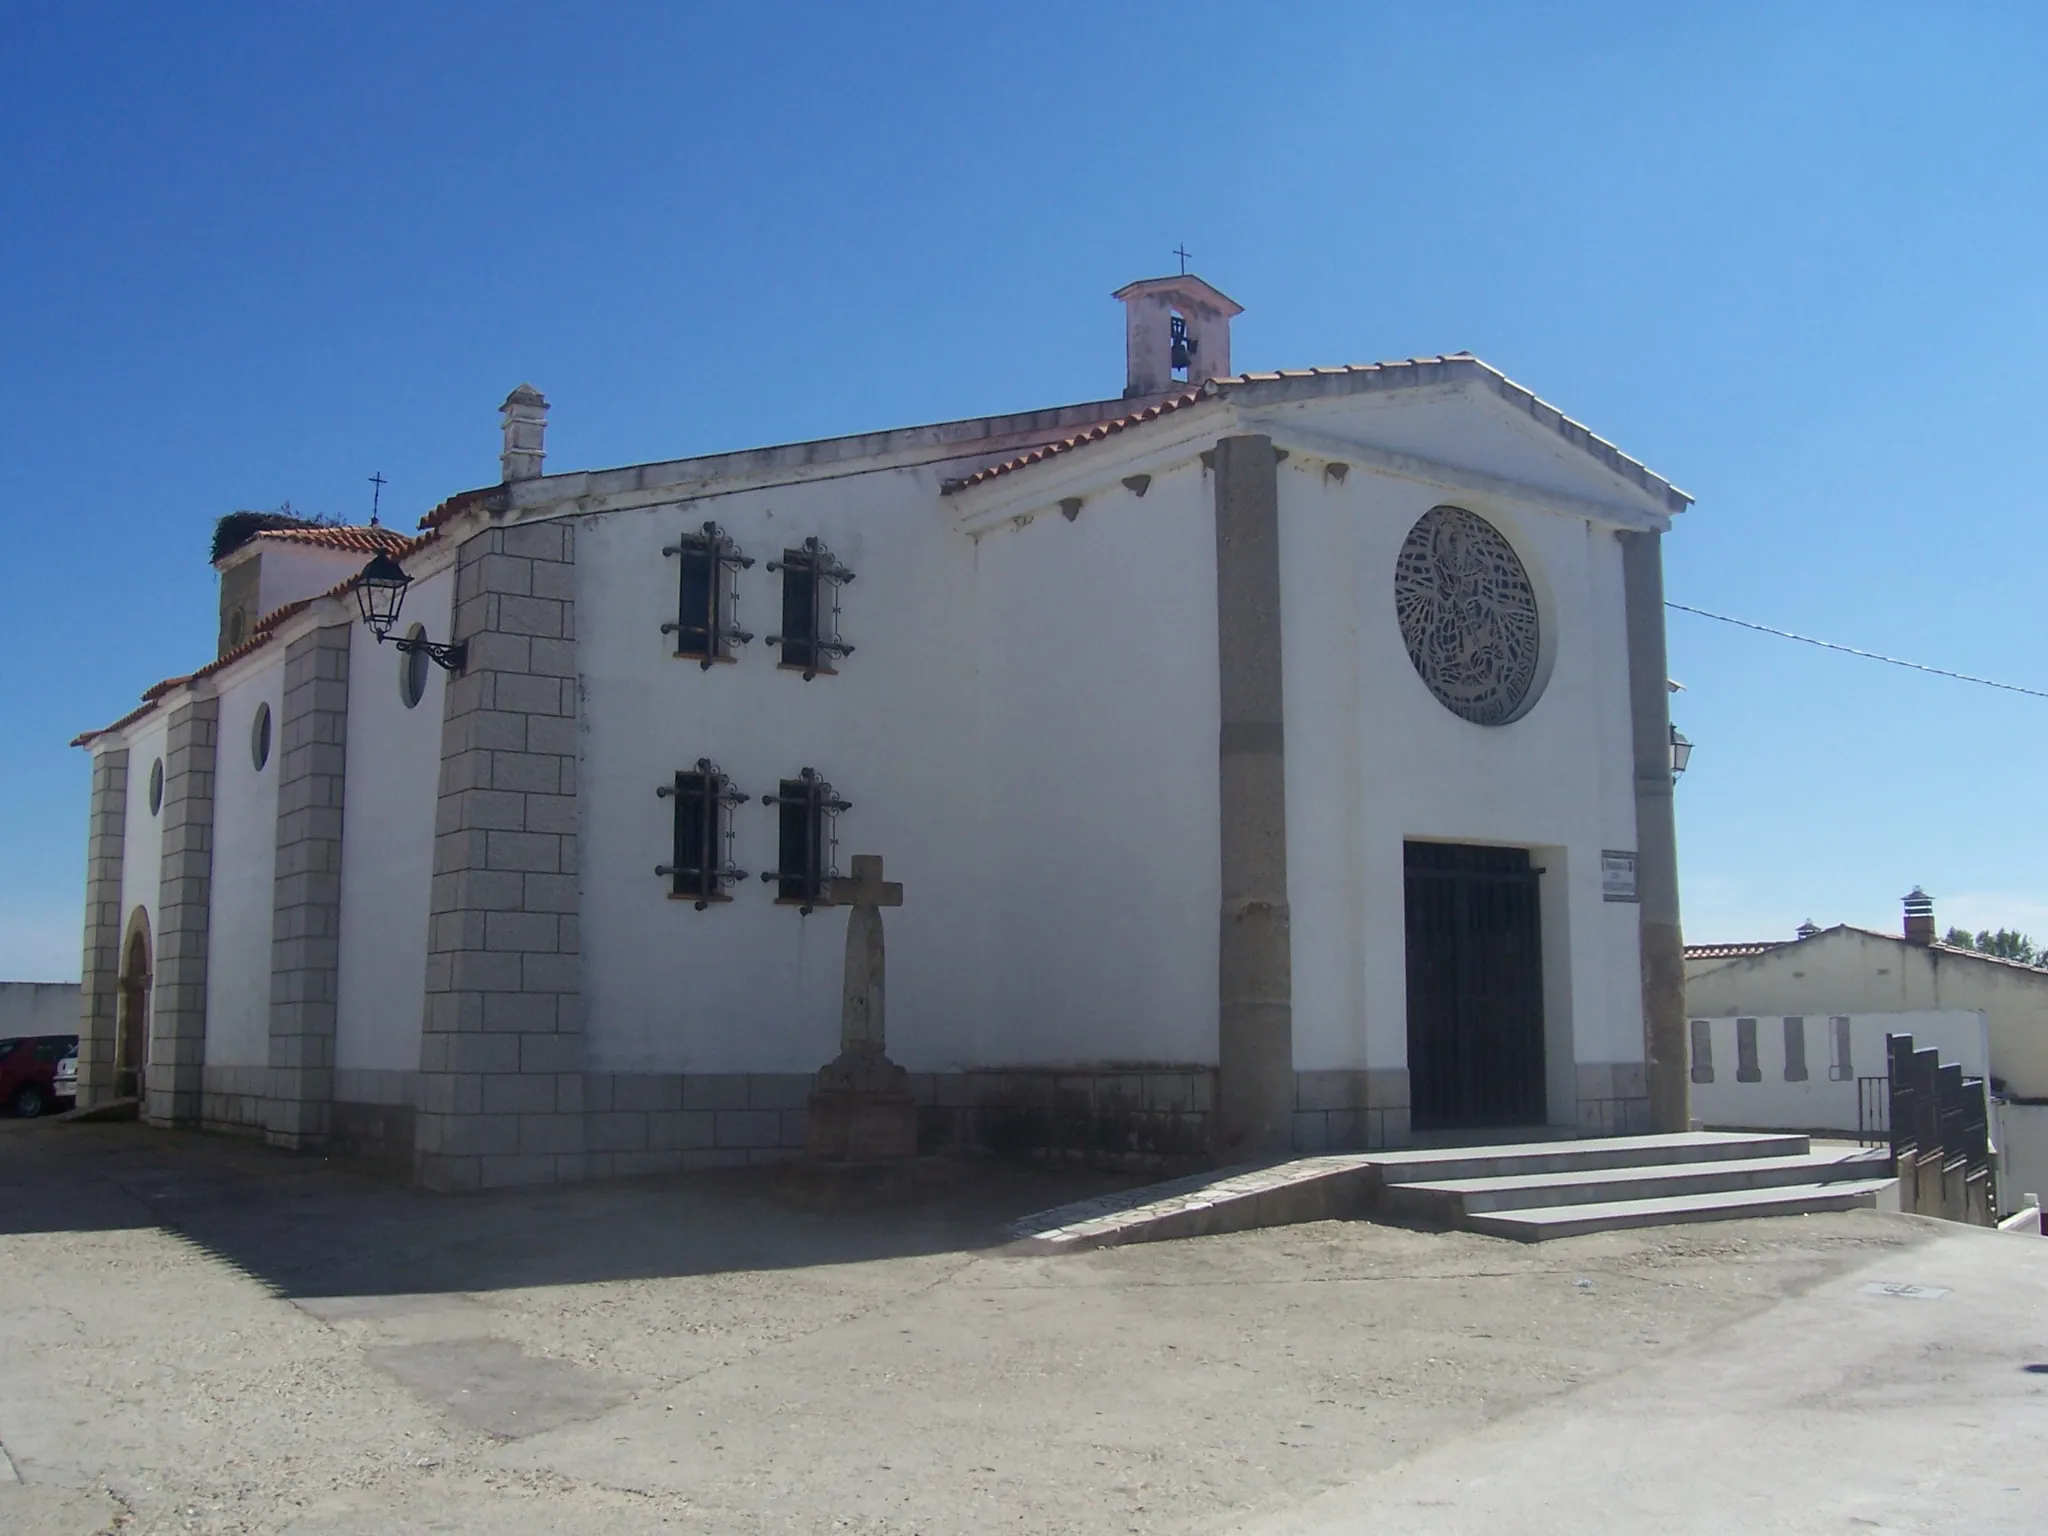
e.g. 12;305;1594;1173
1686;890;2048;1214
71;274;1695;1189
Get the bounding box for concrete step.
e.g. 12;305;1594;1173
1385;1148;1890;1221
1464;1178;1898;1242
1369;1131;1811;1189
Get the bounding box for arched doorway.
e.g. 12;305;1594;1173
117;909;152;1101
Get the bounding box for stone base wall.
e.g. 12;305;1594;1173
577;1072;811;1179
914;1068;1216;1167
1575;1061;1652;1135
333;1101;417;1163
1292;1069;1411;1152
202;1064;271;1138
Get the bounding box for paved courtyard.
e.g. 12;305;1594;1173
0;1118;2041;1534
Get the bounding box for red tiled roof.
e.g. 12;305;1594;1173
419;485;503;531
941;387;1208;493
250;525;412;554
1684;941;1787;961
942;353;1691;513
71;530;441;748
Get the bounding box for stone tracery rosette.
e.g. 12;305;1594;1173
1394;506;1542;725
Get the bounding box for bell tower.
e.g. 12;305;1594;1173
1113;274;1243;399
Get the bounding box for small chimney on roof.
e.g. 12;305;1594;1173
1795;920;1821;940
500;383;549;482
1112;274;1243;399
1903;887;1936;946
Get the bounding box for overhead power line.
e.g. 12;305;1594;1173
1666;602;2048;701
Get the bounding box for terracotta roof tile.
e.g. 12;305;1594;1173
941;388;1208;493
250;525;413;554
1684;940;1787;961
941;354;1691;513
72;530;441;748
419;486;503;530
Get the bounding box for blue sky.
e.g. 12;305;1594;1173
4;3;2045;978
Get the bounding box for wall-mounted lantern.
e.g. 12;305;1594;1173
1670;723;1694;781
354;551;466;672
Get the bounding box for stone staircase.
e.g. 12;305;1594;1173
1372;1131;1896;1241
1008;1131;1898;1252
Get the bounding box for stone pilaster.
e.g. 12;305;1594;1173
150;696;219;1127
77;748;129;1106
1213;434;1294;1156
415;520;585;1191
1620;530;1686;1133
265;624;350;1148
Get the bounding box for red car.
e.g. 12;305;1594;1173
0;1035;78;1118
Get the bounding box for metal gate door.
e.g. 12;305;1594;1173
1404;841;1547;1131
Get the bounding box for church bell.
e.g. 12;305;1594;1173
1169;313;1195;372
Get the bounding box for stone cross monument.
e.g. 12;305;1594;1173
806;854;918;1161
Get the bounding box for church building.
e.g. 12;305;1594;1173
71;274;1693;1189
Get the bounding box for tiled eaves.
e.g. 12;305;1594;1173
250;525;414;554
940;388;1209;493
942;355;1694;515
1683;941;1786;961
72;528;444;749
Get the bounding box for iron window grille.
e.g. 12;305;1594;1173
766;537;855;679
760;767;850;913
662;522;756;668
655;759;750;908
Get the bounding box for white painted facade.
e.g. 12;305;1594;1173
334;566;451;1083
118;714;169;958
202;652;285;1068
1272;419;1645;1121
75;283;1694;1170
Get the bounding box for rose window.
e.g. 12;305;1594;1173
1394;506;1542;725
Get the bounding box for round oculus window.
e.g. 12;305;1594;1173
148;758;164;815
1393;506;1542;726
250;701;272;770
399;624;430;709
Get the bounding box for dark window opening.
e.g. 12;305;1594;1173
767;539;854;679
1169;310;1194;379
655;760;748;908
1829;1016;1854;1081
1783;1016;1809;1082
1736;1017;1761;1082
1689;1019;1714;1084
760;768;850;912
661;522;755;668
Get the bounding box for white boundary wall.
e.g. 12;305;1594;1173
1689;1009;1987;1134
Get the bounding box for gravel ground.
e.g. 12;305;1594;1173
0;1118;1939;1535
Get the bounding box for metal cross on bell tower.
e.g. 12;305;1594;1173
1174;243;1193;275
368;471;387;527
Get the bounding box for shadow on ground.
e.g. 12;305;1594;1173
0;1118;1146;1299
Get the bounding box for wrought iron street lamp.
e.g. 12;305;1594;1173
354;551;466;672
1670;723;1694;781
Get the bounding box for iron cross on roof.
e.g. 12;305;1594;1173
368;471;387;527
1174;243;1193;275
828;854;902;909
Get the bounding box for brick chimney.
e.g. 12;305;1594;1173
1903;887;1936;946
500;383;549;482
1113;275;1243;399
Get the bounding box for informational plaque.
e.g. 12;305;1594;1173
1601;850;1639;903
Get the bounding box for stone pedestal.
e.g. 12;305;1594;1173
806;1049;917;1162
